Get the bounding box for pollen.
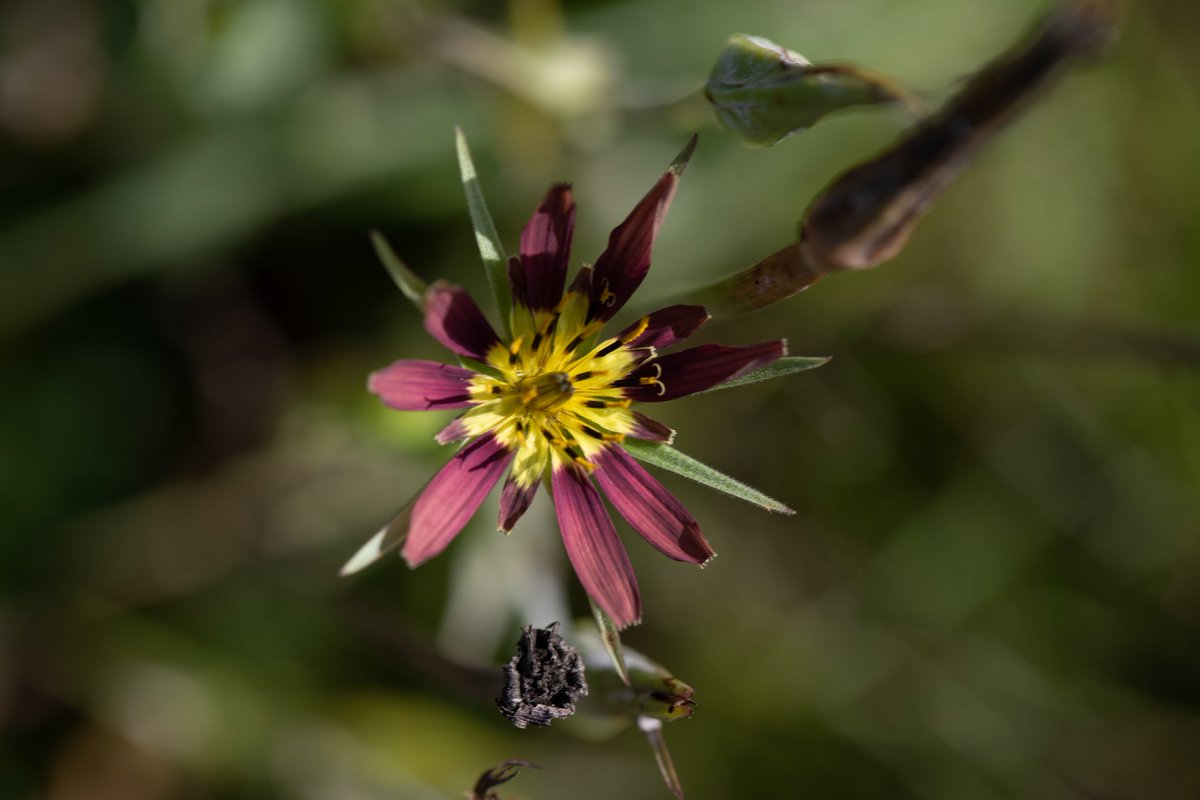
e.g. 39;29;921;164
462;294;648;486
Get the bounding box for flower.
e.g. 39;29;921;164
364;137;785;628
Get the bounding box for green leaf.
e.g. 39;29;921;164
369;229;426;309
705;33;922;148
697;355;829;395
623;439;794;515
454;126;511;337
591;599;631;686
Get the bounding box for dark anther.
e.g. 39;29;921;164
498;622;588;729
595;338;622;358
585;400;606;409
530;331;544;350
573;370;593;381
581;426;603;439
565;335;585;353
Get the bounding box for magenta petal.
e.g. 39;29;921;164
423;281;501;360
512;184;575;311
498;477;539;532
552;467;641;628
435;417;469;444
588;145;693;322
620;340;786;402
594;447;714;564
629;411;675;443
403;435;513;566
368;359;476;410
619;304;710;350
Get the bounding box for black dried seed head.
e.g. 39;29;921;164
497;622;588;729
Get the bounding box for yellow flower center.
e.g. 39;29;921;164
458;291;654;486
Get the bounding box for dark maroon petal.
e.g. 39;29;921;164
424;281;501;360
512;184;575;311
618;305;710;350
565;264;592;296
403;434;513;566
628;411;675;443
588;138;696;322
551;467;641;628
498;477;539;532
594;447;714;564
620;340;786;402
367;359;475;410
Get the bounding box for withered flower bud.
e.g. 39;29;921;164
470;759;540;800
498;622;588;729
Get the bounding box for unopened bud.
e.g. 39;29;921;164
705;33;919;148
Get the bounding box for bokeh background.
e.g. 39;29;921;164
3;0;1199;797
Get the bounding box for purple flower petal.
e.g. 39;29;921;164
629;411;675;443
404;434;513;566
594;447;714;564
368;359;476;410
435;416;470;444
618;305;710;350
498;477;539;532
512;184;575;311
619;341;786;402
552;467;641;628
588;138;696;322
424;281;501;360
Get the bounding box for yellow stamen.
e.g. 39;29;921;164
621;316;651;344
467;291;645;478
598;278;616;307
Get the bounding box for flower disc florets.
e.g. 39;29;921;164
465;299;656;478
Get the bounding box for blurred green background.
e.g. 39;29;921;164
2;0;1199;797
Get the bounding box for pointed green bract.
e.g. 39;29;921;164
639;717;685;800
697;355;829;395
339;495;417;576
370;230;426;309
705;33;922;148
623;439;794;514
669;134;699;176
454;126;512;337
591;598;631;686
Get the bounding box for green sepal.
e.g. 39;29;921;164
590;598;631;686
697;355;829;395
640;717;685;800
577;625;696;722
623;439;794;515
369;229;426;310
339;493;417;576
459;356;502;379
668;134;699;176
705;33;922;148
454;126;512;337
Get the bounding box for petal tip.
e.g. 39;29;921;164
699;552;718;569
670;134;699;176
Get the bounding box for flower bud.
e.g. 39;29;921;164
705;33;919;148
